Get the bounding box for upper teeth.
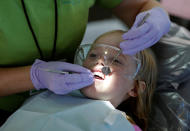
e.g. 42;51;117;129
93;72;104;79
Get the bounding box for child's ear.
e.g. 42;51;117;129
128;81;146;97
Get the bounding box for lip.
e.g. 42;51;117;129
92;69;102;73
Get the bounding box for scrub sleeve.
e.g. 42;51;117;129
0;0;122;121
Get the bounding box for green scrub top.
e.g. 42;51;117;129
0;0;122;112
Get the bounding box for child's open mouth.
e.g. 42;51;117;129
92;70;105;80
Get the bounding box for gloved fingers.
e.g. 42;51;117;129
120;27;157;52
53;79;93;95
52;73;94;95
63;73;94;84
122;23;150;40
66;80;93;93
122;35;158;55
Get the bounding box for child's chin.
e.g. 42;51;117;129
81;85;107;99
80;85;94;96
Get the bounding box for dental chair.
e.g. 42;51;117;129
148;22;190;131
80;19;190;131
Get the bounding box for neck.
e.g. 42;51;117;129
110;95;129;108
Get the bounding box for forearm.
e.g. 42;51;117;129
0;66;34;96
113;0;162;27
139;0;161;12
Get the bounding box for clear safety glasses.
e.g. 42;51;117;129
74;44;141;79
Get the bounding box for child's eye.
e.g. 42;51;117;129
89;53;97;58
114;59;122;64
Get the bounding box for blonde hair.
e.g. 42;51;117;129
95;30;157;131
135;49;157;130
118;49;157;131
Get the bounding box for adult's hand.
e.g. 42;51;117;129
30;59;94;95
120;7;171;55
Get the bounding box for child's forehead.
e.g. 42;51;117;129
94;32;123;48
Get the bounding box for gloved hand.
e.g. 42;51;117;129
30;59;94;95
120;7;171;55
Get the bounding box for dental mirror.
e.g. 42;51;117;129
101;66;111;75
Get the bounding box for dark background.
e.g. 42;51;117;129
88;4;190;31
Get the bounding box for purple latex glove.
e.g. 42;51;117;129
120;7;171;55
30;59;94;95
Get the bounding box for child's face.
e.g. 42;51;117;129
81;32;137;107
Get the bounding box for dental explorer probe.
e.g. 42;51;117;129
39;68;75;74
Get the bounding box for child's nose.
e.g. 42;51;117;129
96;57;106;66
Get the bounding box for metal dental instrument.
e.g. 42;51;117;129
101;66;111;76
39;68;73;74
101;13;150;76
137;13;150;27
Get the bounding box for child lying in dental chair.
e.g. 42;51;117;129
0;30;157;131
80;30;157;131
